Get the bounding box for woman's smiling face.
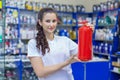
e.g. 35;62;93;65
39;12;58;34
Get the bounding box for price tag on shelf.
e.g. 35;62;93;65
0;0;2;9
0;26;2;42
0;36;2;42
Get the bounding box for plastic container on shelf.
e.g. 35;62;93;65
116;52;120;64
0;26;2;42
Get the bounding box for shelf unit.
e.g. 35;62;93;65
0;0;5;80
93;9;120;80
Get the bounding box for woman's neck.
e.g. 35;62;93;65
45;33;54;41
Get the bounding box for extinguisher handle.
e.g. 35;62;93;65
80;21;94;31
80;20;88;25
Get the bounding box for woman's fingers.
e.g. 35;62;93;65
74;57;81;61
87;23;95;31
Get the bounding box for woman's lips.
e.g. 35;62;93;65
48;27;54;30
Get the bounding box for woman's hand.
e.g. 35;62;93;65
86;23;95;31
65;54;81;64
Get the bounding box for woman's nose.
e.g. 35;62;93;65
50;22;54;26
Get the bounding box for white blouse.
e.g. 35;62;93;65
27;35;78;80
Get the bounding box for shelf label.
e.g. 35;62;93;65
0;35;2;42
0;0;2;9
0;26;2;42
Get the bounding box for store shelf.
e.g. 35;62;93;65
110;54;118;57
23;65;32;68
20;23;36;26
20;8;38;13
93;39;113;43
111;70;120;74
5;6;19;9
97;24;115;27
7;23;18;26
5;59;20;62
0;59;30;62
22;59;30;62
57;11;74;14
57;24;76;27
94;52;110;56
100;8;119;13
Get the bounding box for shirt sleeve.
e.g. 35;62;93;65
67;37;78;55
27;39;42;57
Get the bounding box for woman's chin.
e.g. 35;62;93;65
48;29;55;33
47;31;54;34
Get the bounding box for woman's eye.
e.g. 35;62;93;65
53;20;57;23
46;20;50;23
45;20;57;23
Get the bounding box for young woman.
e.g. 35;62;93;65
27;7;93;80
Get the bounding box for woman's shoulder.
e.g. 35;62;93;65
55;35;67;39
55;35;71;41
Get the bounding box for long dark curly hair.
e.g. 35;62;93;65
36;8;57;55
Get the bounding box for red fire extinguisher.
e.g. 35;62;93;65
78;21;93;61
